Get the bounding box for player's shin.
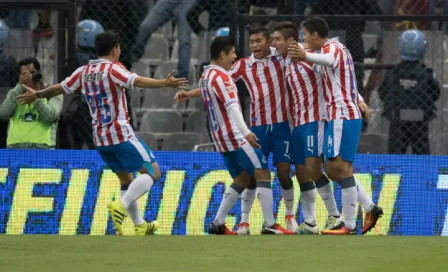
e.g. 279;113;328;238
355;177;374;213
299;182;317;226
213;183;244;226
339;177;358;230
315;174;340;217
241;182;256;223
256;181;275;227
121;174;154;209
120;185;145;226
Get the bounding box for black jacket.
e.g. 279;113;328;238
379;61;440;121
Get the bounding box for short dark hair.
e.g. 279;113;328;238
274;21;299;41
302;17;329;38
94;30;120;57
248;26;270;40
18;57;40;72
210;36;235;60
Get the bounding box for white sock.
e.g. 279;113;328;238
299;182;316;226
120;190;145;226
121;174;154;209
355;177;374;213
340;177;357;230
241;188;256;223
256;181;275;227
280;185;295;216
315;175;340;217
213;184;243;226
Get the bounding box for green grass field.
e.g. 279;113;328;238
0;236;447;272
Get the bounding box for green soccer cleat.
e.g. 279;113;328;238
135;221;159;236
108;200;127;236
295;222;319;235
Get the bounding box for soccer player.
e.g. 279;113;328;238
175;36;294;235
228;27;296;234
272;21;341;234
290;17;383;234
17;31;188;236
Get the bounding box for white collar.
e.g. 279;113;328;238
249;47;277;65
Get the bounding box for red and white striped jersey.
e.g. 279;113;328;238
199;65;247;153
230;47;289;127
321;38;362;120
285;52;327;127
61;59;135;147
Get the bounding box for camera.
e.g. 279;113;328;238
31;70;43;84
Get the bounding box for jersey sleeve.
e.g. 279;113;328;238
110;63;137;90
322;44;340;69
229;59;244;81
61;66;85;94
212;74;239;111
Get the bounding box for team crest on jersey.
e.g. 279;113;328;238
225;82;236;99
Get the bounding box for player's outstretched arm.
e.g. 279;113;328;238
17;83;64;105
134;71;188;89
175;88;201;102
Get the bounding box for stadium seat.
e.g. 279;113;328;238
141;87;179;109
358;133;387;154
129;88;143;110
140;110;183;133
140;35;169;66
193;143;216;152
162;132;199;151
131;61;151;77
135;131;157;150
153;60;197;87
185;111;207;132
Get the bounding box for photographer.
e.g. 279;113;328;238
0;57;63;149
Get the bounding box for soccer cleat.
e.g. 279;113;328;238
285;214;299;231
324;215;343;230
236;222;250;235
261;223;295;235
108;200;127;236
361;205;384;234
135;221;159;236
321;223;356;235
295;222;319;235
208;223;236;235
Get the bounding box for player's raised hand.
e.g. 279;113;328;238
288;43;306;61
17;84;37;104
358;101;370;120
165;71;189;89
175;91;190;102
246;132;261;149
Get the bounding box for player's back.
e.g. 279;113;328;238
285;52;327;127
321;38;361;120
199;65;246;153
62;59;135;146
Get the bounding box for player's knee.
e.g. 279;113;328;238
324;159;352;181
254;168;271;181
305;157;323;181
152;168;162;181
295;164;311;184
276;163;291;185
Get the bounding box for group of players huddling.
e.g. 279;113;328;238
17;17;383;236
